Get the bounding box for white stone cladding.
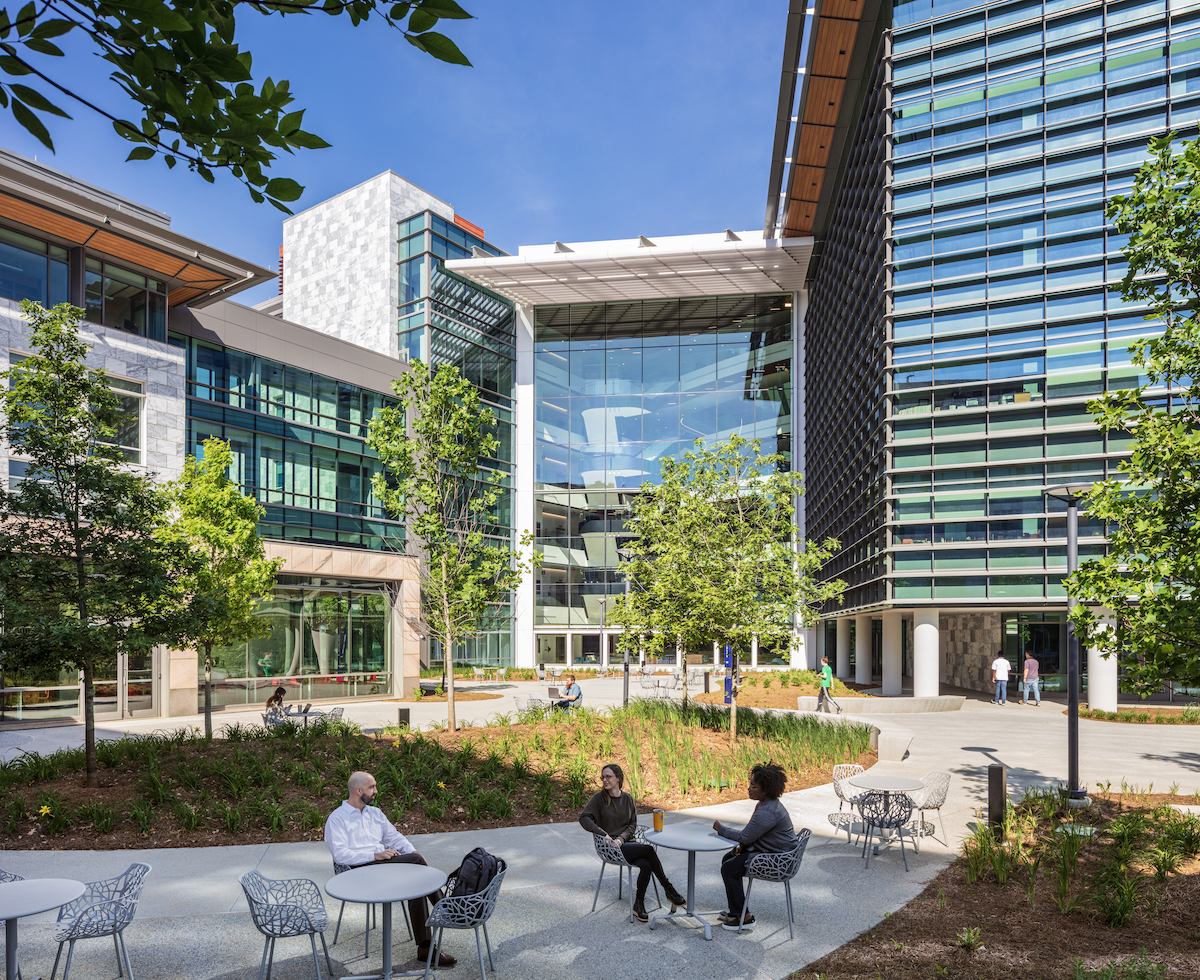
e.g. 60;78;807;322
0;298;186;484
281;172;455;357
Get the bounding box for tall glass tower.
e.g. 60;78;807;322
772;0;1194;698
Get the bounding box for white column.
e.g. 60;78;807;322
912;608;940;698
855;614;872;685
750;635;758;669
882;611;903;696
512;302;536;668
835;618;851;679
1087;610;1119;712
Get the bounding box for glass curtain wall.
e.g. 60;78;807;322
532;295;793;652
395;212;518;667
173;334;404;552
885;0;1197;604
202;579;391;709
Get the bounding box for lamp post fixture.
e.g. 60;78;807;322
617;546;635;707
1045;483;1094;808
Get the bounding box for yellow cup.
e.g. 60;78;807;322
653;809;664;832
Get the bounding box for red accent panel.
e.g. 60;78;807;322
453;214;485;240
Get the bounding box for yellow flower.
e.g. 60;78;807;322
392;741;400;749
437;781;446;789
38;805;51;816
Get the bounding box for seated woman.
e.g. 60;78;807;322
264;685;288;710
712;762;799;931
579;763;686;922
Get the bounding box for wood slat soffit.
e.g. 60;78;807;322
784;0;864;237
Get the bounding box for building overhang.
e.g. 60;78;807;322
0;149;274;308
446;230;814;306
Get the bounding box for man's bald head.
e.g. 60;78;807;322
348;771;378;809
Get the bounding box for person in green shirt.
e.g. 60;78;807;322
817;656;841;714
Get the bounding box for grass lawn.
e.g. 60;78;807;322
0;700;874;850
1079;706;1200;725
695;669;869;710
793;788;1200;980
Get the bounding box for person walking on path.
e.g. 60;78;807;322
713;762;801;932
991;651;1012;705
1021;648;1041;705
817;656;841;713
578;762;687;923
324;770;457;968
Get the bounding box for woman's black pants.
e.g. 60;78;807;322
620;842;670;902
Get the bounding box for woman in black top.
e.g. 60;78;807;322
578;762;686;922
265;685;288;709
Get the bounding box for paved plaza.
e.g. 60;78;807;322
0;680;1195;979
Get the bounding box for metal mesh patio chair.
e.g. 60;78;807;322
1;870;23;980
828;764;866;844
908;771;951;851
638;672;661;697
326;706;344;721
262;706;287;729
590;829;662;923
858;792;915;871
733;829;812;940
421;858;508;980
50;862;150;980
330;862;411;955
239;871;333;980
495;668;507;683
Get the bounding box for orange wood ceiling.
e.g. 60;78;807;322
783;0;865;237
0;191;230;305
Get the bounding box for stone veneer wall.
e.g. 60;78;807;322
281;172;455;357
941;611;1003;694
0;299;186;481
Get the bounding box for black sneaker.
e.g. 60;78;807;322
723;911;755;931
665;883;686;908
632;899;649;923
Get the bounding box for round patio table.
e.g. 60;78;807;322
325;865;447;980
644;825;731;940
0;878;85;980
847;773;924;855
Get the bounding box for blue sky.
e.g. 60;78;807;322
4;1;788;305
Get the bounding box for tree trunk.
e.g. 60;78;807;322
444;617;457;732
678;639;688;704
203;644;213;739
82;658;97;788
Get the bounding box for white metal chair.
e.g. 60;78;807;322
473;667;486;682
859;792;915;871
495;668;507;683
330;862;410;955
829;764;866;844
0;870;24;980
326;706;344;721
733;829;812;940
262;706;288;729
909;771;951;850
590;829;662;922
239;871;333;980
50;862;150;980
422;859;508;980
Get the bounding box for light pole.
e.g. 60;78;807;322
1045;483;1094;807
617;547;634;706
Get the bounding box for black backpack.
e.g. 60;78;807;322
450;846;500;897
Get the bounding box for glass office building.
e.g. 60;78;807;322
787;0;1197;694
531;295;794;665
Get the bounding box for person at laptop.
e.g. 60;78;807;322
553;673;582;711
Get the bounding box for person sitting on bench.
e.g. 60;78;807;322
554;674;582;711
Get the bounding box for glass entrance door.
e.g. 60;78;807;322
93;649;158;719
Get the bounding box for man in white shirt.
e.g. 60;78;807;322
991;651;1012;705
325;771;456;968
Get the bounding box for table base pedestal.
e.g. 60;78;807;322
647;850;721;941
337;903;432;980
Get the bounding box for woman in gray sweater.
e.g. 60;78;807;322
579;762;686;922
712;762;799;931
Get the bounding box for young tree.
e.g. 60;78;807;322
0;0;473;211
0;301;193;786
608;435;845;739
1068;133;1200;692
367;360;535;730
159;437;283;737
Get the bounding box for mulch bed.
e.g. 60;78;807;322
792;794;1200;980
397;692;502;703
1079;706;1200;725
695;681;870;711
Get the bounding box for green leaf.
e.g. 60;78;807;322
22;37;63;57
264;176;303;202
125;147;156;161
112;119;142;141
390;2;412;19
0;55;34;75
414;30;471;66
286;129;331;150
408;9;438;32
420;0;473;18
278;109;304;136
151;5;195;32
30;19;74;39
11;99;52;149
9;84;69;117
